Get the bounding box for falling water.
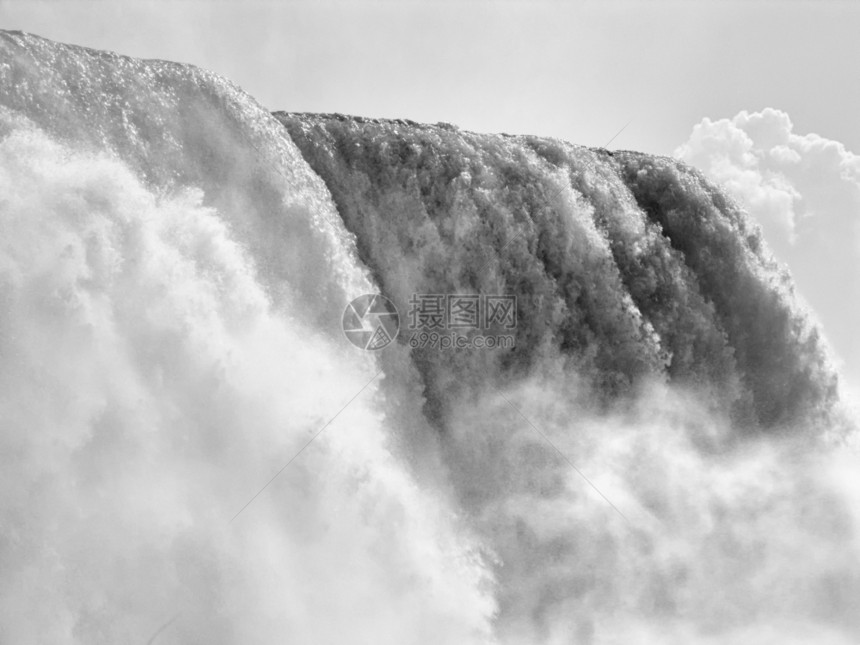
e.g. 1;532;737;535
1;31;858;644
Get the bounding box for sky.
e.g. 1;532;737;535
1;0;858;156
1;0;859;392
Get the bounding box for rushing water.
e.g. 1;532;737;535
1;31;858;644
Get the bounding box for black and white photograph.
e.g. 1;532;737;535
0;1;858;643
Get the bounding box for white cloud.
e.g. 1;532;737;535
676;108;860;393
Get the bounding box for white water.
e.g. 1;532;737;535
1;31;859;645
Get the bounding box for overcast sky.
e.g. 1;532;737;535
2;0;859;394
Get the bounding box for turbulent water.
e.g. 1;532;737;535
1;31;859;645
